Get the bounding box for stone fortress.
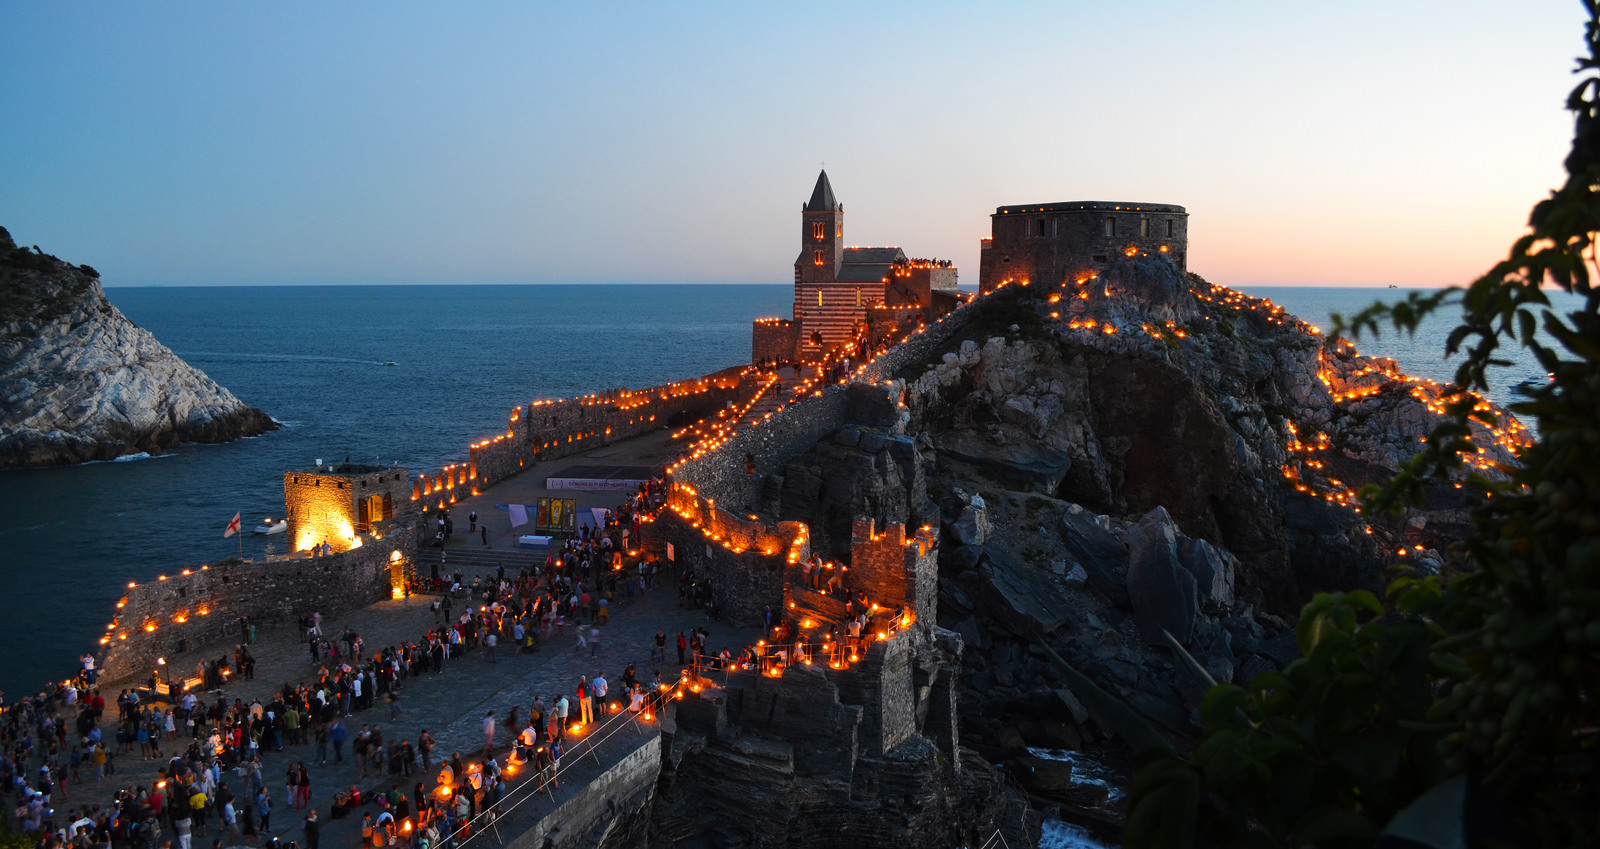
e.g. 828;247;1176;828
978;200;1188;293
752;171;968;365
88;176;1226;847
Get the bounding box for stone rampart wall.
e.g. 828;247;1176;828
403;371;758;514
96;522;419;683
502;731;662;849
648;486;807;626
752;319;799;365
673;295;982;513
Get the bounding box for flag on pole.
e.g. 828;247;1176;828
224;511;241;538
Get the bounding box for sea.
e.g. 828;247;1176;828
0;283;1565;699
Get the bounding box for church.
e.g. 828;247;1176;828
752;171;965;365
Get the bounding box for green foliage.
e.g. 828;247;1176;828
1127;5;1600;845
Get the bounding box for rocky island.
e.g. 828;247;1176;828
0;226;277;468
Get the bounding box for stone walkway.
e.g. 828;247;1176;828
91;575;758;848
83;428;764;849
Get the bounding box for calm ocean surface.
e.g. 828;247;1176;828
0;283;1565;695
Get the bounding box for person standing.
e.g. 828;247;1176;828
302;807;320;849
469;511;477;532
295;762;311;811
481;712;495;757
676;632;687;665
256;786;271;834
481;526;488;547
592;673;608;715
576;678;592;726
419;729;435;770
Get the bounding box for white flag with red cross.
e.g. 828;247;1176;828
224;511;241;538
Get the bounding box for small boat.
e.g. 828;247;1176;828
382;360;397;366
1388;284;1398;289
253;518;287;535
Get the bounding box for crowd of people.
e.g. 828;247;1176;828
2;472;909;849
0;482;696;849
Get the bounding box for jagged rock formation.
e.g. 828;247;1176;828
0;226;277;467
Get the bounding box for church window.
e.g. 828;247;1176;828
856;288;862;307
1039;218;1047;238
836;222;842;238
1167;219;1175;237
818;290;824;307
1104;217;1115;237
814;250;824;265
813;222;824;240
1140;216;1149;238
1052;219;1058;237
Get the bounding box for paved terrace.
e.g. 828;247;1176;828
89;427;765;849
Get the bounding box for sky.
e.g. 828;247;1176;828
0;1;1584;288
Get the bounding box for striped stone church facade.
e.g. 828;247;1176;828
753;171;961;365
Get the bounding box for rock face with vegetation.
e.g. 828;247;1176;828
0;226;277;468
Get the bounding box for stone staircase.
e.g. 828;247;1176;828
736;367;811;429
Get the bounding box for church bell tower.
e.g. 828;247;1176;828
797;170;843;285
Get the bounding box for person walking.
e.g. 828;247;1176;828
481;711;496;757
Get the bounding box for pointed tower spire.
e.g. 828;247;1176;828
805;170;838;212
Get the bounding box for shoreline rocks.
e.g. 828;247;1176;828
0;226;278;468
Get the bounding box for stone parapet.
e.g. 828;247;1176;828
95;522;419;684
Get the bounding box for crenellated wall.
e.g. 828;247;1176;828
408;369;762;513
95;522;419;684
673;291;983;514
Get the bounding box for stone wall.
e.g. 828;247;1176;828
979;201;1189;293
751;318;799;365
96;522;419;683
284;466;412;554
671;295;980;516
502;733;661;849
439;370;758;506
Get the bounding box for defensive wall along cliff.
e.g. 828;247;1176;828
407;369;760;510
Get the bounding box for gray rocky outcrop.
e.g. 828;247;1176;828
1125;506;1199;645
0;227;277;467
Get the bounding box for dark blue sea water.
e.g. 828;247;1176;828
0;284;790;696
0;283;1571;696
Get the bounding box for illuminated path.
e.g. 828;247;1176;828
89;429;764;849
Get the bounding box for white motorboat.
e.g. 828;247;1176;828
253;518;287;535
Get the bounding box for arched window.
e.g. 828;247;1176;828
813;250;824;265
813;221;824;240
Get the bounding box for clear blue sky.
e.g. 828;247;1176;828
0;1;1581;287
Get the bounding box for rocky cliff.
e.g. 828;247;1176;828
0;226;277;468
723;259;1530;840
